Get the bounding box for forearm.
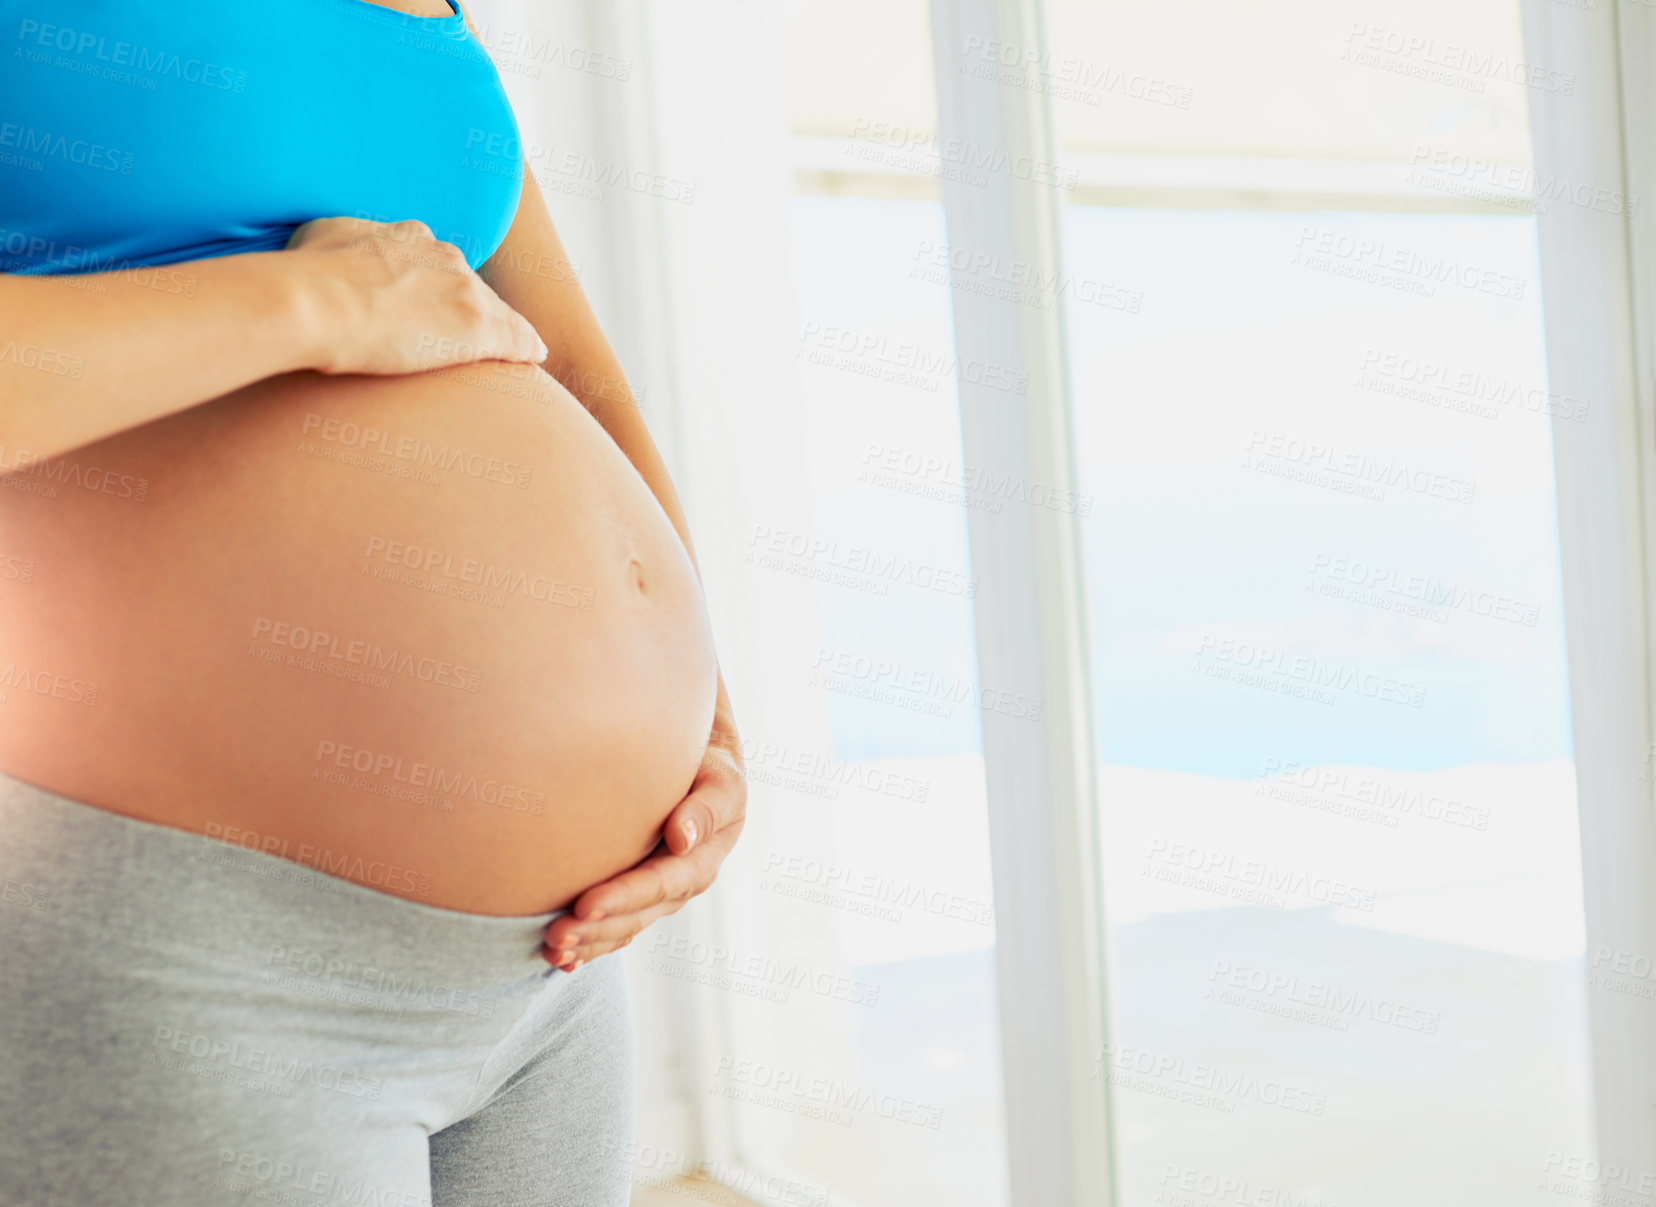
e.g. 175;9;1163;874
0;253;324;464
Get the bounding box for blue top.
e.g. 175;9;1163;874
0;0;525;274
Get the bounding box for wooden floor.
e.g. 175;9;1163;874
631;1178;728;1206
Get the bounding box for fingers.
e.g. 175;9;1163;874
576;847;684;920
461;307;547;367
538;752;750;971
295;216;445;261
542;900;681;970
665;795;714;857
588;826;737;920
427;241;470;274
665;750;748;856
387;218;436;245
502;310;550;365
454;277;546;366
539;826;739;969
290;214;550;375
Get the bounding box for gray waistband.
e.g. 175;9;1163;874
0;769;564;990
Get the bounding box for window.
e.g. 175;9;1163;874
1051;4;1591;1198
500;1;1652;1201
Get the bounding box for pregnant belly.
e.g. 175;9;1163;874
0;360;719;915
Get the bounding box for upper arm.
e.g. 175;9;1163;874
455;7;625;392
481;166;630;406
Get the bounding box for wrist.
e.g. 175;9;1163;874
268;250;351;374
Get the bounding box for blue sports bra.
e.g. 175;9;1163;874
0;0;524;274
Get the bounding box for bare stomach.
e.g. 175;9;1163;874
0;360;719;915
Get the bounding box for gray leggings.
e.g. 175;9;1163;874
0;770;635;1207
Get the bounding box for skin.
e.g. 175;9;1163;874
445;5;748;970
0;0;747;969
476;173;748;970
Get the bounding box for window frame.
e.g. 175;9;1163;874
920;1;1117;1205
1520;0;1656;1180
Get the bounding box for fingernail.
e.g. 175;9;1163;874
682;820;698;848
561;935;580;949
588;909;606;922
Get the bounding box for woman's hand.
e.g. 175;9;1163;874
285;216;548;376
542;739;747;970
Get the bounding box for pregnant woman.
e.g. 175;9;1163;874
0;1;746;1203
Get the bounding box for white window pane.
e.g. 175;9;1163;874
693;5;1010;1203
1046;0;1593;1201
